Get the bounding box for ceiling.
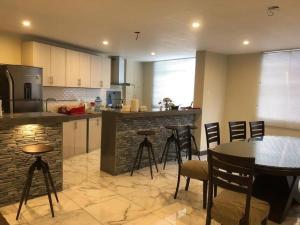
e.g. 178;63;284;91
0;0;300;61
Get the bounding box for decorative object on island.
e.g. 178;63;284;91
130;98;140;112
158;98;179;111
16;144;59;220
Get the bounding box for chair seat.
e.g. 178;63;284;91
137;130;155;136
165;125;178;130
22;144;53;154
181;160;208;180
211;189;270;225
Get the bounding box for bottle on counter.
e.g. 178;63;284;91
94;96;102;113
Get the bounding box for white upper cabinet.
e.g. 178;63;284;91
90;55;111;89
101;56;111;89
50;46;66;87
22;42;66;86
22;41;110;89
22;42;51;86
79;52;91;88
66;50;91;88
66;50;80;87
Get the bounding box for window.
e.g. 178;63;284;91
258;50;300;129
152;58;196;108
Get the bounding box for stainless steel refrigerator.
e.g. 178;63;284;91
0;65;43;113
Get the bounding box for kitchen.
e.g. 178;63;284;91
1;1;300;225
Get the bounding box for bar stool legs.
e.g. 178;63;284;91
131;137;158;179
160;132;178;169
16;156;59;220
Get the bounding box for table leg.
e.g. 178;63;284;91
252;175;300;224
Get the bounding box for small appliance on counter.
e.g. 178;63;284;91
0;65;43;113
106;91;123;108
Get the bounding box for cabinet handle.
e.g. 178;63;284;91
100;81;103;87
97;119;99;126
78;79;81;86
51;76;54;85
74;122;77;129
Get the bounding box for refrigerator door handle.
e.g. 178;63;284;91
5;70;13;113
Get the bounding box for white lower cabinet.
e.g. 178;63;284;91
88;117;102;151
63;119;87;159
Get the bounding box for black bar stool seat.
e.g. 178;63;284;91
131;130;158;179
16;144;59;220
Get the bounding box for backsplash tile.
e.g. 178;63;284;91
43;87;106;102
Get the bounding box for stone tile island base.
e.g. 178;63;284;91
0;122;63;207
101;109;201;175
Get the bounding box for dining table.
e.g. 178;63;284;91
213;136;300;224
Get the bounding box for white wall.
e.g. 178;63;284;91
193;51;228;150
125;60;143;104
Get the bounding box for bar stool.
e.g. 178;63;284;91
131;130;158;179
16;144;59;220
160;125;178;169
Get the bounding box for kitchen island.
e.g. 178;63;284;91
0;112;101;207
101;109;201;175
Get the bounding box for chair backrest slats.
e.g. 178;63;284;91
229;121;246;142
205;122;220;149
249;121;265;138
175;126;192;163
207;149;255;224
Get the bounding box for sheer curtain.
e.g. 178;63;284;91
152;58;196;108
257;50;300;129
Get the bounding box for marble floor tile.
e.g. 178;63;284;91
84;196;147;224
1;149;300;225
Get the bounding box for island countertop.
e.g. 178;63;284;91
0;112;102;125
101;108;202;175
102;108;201;118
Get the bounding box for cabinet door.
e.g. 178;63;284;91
63;121;75;159
88;117;101;151
66;50;80;87
33;43;51;86
50;46;66;87
74;119;87;155
90;55;102;88
101;56;111;88
79;52;91;88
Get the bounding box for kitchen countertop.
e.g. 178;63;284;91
0;112;102;126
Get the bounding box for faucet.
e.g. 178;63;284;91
45;98;57;112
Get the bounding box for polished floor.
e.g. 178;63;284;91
1;150;300;225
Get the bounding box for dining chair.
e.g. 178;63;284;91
204;122;220;197
229;121;247;142
206;149;270;225
249;121;265;138
204;122;220;149
174;126;209;209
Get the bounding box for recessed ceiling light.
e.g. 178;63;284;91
22;20;31;27
192;22;200;28
102;40;109;45
151;52;156;56
243;40;250;45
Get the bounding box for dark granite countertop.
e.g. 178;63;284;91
0;112;101;126
102;108;201;119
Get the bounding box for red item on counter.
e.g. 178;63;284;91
68;106;85;115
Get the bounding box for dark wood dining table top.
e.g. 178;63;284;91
213;136;300;176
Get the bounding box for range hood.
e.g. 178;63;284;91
111;56;130;86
